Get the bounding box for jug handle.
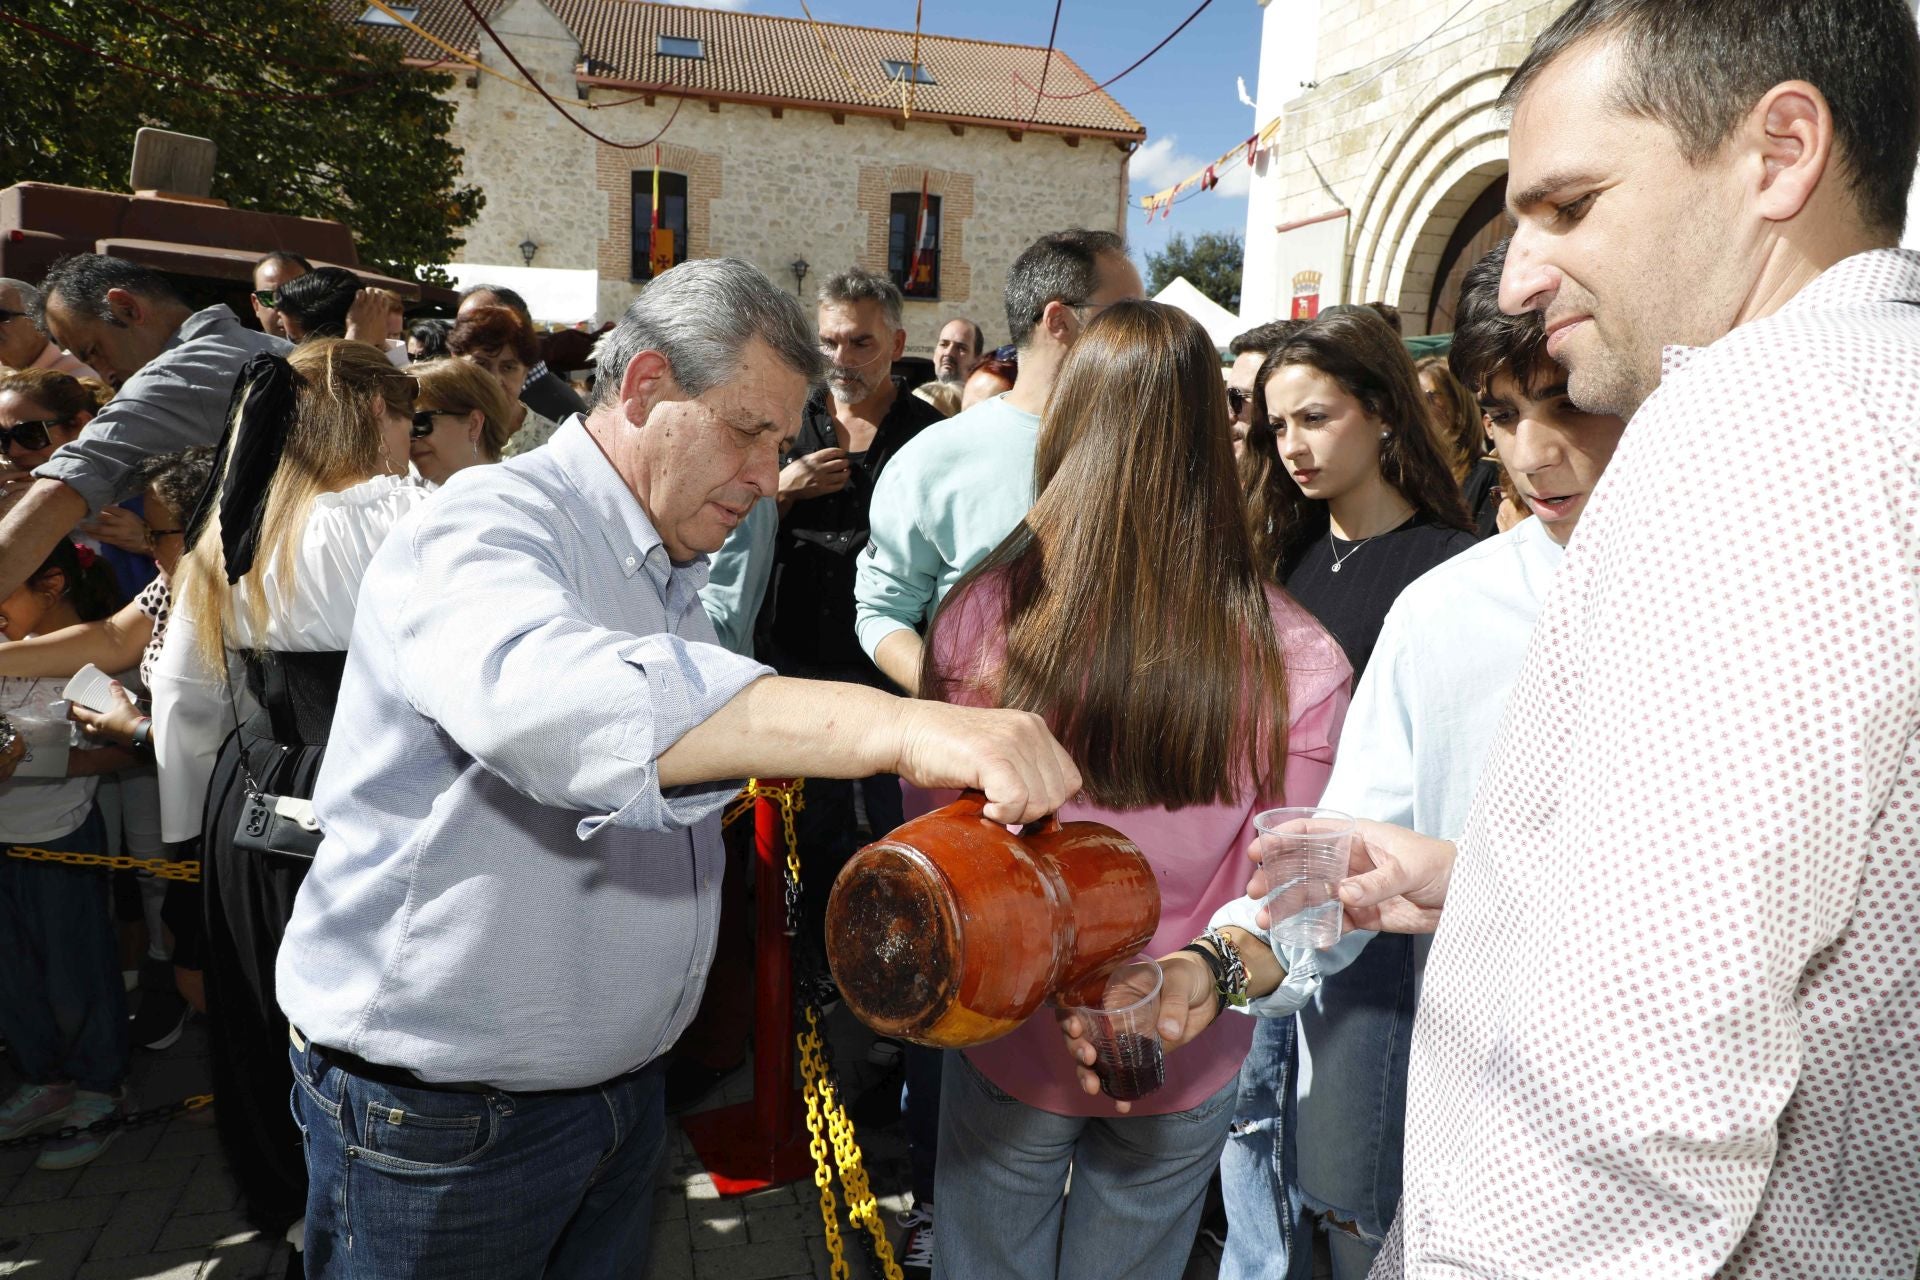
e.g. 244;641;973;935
954;790;1062;836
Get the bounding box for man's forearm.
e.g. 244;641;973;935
0;480;89;599
872;629;924;695
658;676;899;788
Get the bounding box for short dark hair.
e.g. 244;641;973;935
254;251;312;275
407;318;452;360
272;266;362;340
1448;240;1551;398
1228;319;1303;358
943;316;986;353
1502;0;1920;235
130;445;216;525
35;254;182;328
459;283;532;326
449;304;539;366
1004;229;1127;349
1362;301;1401;335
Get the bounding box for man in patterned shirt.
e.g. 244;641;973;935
1329;1;1920;1276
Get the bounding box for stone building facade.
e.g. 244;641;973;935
1241;0;1568;335
383;0;1142;355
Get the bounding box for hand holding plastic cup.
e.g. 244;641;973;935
1061;956;1166;1102
1253;807;1355;950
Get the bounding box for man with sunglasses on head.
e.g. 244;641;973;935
249;252;309;340
0;254;288;603
0;280;98;382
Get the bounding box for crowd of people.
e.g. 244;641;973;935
0;0;1915;1277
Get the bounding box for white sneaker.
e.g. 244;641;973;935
895;1203;934;1278
0;1082;75;1140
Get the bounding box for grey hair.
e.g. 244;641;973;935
591;257;826;407
816;267;904;331
0;279;42;311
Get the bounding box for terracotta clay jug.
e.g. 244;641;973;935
825;792;1160;1048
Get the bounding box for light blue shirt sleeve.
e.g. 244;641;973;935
699;499;777;658
388;488;771;838
855;448;942;659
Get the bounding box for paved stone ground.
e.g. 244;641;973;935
0;1003;1234;1280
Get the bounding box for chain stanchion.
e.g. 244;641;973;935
3;845;199;881
0;1093;213;1151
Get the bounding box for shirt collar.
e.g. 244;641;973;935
164;304;241;357
543;415;708;597
1658;249;1920;382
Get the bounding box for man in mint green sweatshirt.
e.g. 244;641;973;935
854;229;1143;693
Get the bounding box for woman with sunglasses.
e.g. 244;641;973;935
406;357;513;487
147;340;426;1263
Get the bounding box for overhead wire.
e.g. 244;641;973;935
795;0;888;108
903;0;925;120
1015;0;1214;102
456;0;684;149
1025;0;1064;122
1128;0;1480;213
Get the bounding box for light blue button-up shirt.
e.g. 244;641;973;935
276;418;772;1091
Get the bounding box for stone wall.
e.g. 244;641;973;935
1244;0;1568;332
441;0;1132;355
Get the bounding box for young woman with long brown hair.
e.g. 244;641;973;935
920;301;1351;1280
149;339;428;1262
1243;306;1476;679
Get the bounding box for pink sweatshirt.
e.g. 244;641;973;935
918;583;1350;1117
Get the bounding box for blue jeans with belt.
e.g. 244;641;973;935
289;1036;667;1279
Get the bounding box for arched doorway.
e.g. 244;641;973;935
1427;174;1508;334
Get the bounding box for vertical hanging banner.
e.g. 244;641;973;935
908;172;934;292
649;144;676;276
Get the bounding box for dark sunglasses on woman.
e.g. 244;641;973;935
0;419;62;452
410;410;446;439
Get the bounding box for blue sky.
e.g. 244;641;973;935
695;0;1265;273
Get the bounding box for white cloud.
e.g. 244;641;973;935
1131;134;1251;200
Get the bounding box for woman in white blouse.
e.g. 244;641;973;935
149;340;429;1254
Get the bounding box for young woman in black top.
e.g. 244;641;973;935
1243;306;1476;679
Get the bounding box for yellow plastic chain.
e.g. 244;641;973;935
3;846;200;882
731;779;900;1279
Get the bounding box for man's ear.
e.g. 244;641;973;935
1040;299;1078;347
617;349;675;427
889;326;907;362
1744;80;1834;225
103;288;143;329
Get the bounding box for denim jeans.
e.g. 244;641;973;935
1218;1014;1309;1280
0;810;127;1094
1292;932;1425;1280
289;1038;667;1279
933;1049;1234;1280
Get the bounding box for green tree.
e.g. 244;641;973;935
0;0;482;282
1145;230;1244;312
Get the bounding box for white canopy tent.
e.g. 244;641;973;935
431;263;599;326
1151;275;1244;354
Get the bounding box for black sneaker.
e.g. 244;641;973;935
128;985;188;1051
895;1204;934;1278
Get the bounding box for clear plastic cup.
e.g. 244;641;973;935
1253;807;1355;950
1062;955;1166;1102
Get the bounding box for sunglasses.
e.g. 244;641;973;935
410;410;447;439
0;419;61;452
1227;387;1251;416
252;289;283;308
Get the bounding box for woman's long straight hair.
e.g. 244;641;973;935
922;301;1293;811
177;339;411;671
1242;306;1473;575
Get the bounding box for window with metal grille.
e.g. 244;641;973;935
631;170;690;281
888;191;942;299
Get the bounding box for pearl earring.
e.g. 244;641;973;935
1379;429;1390;440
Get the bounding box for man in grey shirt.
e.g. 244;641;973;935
277;257;1077;1279
0;254;287;597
